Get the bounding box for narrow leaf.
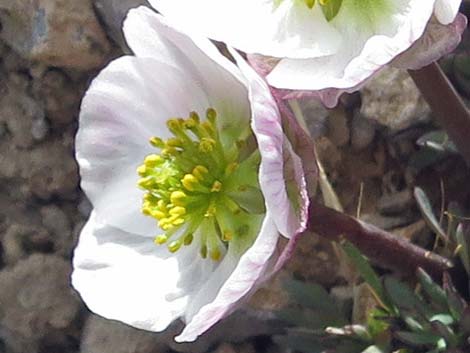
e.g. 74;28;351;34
417;268;448;309
342;241;393;311
414;187;447;241
395;331;441;346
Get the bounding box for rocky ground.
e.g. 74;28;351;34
0;1;469;353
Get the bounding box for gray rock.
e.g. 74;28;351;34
360;67;431;131
377;190;414;215
0;73;45;149
350;110;376;150
0;254;81;352
40;204;73;256
0;137;79;199
93;0;150;48
2;224;51;265
0;0;111;70
360;213;415;231
298;97;329;138
80;315;169;353
35;69;80;126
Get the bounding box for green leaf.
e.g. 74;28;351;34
455;223;470;275
429;313;454;326
283;279;347;326
430;320;458;347
417;268;448;309
361;345;386;353
326;325;372;342
395;331;441;346
459;307;470;335
417;131;458;155
384;277;430;318
414;187;448;242
273;333;326;353
341;241;393;311
277;307;330;329
443;273;467;321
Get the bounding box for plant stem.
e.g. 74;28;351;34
409;62;470;165
307;201;453;279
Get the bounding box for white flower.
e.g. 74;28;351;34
149;0;465;107
72;6;310;342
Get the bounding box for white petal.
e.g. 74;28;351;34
176;215;280;342
123;7;251;147
230;48;307;238
77;56;210;236
434;0;462;25
149;0;341;59
392;13;467;70
267;0;436;90
72;213;209;332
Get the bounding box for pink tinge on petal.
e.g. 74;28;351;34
392;13;467;71
248;53;367;109
274;96;318;198
233;50;309;237
175;215;280;342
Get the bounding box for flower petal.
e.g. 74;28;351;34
267;0;436;90
175;214;280;342
77;56;211;236
392;13;467;70
149;0;342;59
123;6;251;147
434;0;462;25
72;212;213;332
230;49;308;238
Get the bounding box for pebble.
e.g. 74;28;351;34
0;0;111;70
361;66;431;131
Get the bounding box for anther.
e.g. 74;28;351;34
168;239;183;253
211;181;222;193
154;234;168;245
225;162;238;175
206;108;217;123
170;191;187;206
144;154;163;167
137;165;147;176
149;137;165;148
210;248;222;261
169;206;186;216
189;111;200;123
222;231;233;241
138;176;154;188
193;165;209;181
182;174;200;191
199;138;216;152
166;137;183;148
184;233;194;246
167;118;183;133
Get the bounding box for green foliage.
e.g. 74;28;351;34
277;187;470;353
276;268;470;353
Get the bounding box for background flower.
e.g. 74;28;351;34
150;0;465;107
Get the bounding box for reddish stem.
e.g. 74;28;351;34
307;202;453;279
409;62;470;165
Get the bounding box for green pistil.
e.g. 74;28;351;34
137;108;264;261
281;0;342;21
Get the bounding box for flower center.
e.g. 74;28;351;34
137;108;265;261
304;0;342;21
274;0;343;21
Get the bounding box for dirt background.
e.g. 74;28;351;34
0;1;470;353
